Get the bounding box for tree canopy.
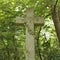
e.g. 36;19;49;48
0;0;60;60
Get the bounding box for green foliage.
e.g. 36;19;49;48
0;0;60;60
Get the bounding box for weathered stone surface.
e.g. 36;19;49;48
15;8;44;60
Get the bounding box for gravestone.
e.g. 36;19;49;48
15;8;44;60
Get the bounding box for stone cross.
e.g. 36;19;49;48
15;8;44;60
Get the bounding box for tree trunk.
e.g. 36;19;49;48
51;6;60;43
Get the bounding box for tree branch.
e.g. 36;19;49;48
36;26;42;60
54;0;58;9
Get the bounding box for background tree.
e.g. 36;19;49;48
0;0;60;60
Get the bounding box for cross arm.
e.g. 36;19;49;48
34;17;44;25
15;16;25;24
